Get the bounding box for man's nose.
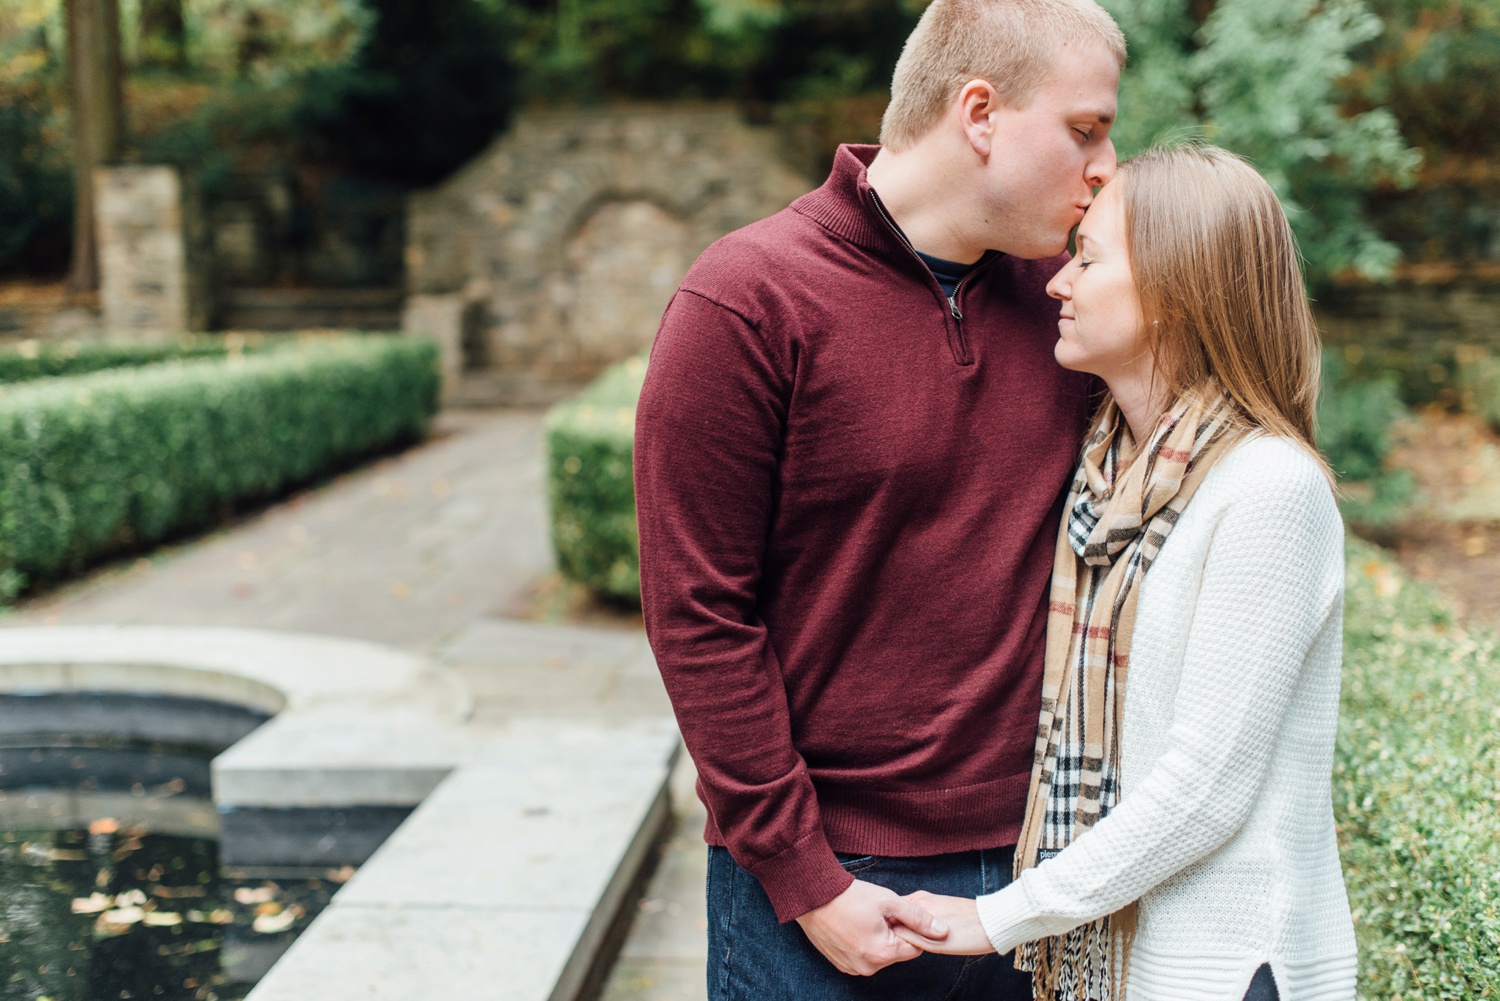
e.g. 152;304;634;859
1087;139;1117;188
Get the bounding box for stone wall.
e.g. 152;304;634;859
94;166;209;334
1317;277;1500;352
404;104;813;381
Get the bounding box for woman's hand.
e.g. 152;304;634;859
891;891;996;955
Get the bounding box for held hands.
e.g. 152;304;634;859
891;891;997;956
795;880;950;975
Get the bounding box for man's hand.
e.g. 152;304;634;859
891;891;996;956
795;879;948;976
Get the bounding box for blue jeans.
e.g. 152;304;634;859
1244;964;1280;1001
705;845;1033;1001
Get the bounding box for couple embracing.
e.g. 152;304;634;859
633;1;1357;999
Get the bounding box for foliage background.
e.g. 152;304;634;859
0;0;1490;285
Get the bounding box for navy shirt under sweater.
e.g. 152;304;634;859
916;249;985;301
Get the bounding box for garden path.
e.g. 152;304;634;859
1;406;707;1000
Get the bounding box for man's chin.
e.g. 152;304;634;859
1006;233;1072;261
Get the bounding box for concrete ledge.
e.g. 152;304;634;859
248;719;679;1001
0;626;473;719
0;626;473;818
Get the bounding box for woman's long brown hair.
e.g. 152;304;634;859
1117;143;1333;481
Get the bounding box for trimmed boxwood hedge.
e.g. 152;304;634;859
0;336;275;385
0;334;438;598
1337;539;1499;999
544;355;645;604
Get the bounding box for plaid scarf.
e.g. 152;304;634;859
1012;390;1243;1001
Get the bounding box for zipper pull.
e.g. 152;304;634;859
948;296;963;321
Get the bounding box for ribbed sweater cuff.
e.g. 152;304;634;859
976;882;1051;956
745;829;855;923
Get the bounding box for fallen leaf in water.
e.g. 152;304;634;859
234;886;275;905
88;818;119;835
252;909;297;934
112;838;144;861
142;912;182;927
154;777;188;796
100;907;144;926
49;849;87;861
70;894;111;914
152;884;206;899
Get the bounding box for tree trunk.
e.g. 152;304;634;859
139;0;185;70
65;0;124;294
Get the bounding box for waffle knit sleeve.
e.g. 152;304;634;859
977;443;1345;954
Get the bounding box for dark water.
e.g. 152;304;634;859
0;719;344;1001
0;824;345;1001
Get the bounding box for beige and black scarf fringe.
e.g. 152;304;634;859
1012;389;1244;1001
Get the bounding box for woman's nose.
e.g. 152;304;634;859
1047;270;1071;301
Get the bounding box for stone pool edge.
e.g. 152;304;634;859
0;626;681;1001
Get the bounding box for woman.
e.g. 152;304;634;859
898;144;1357;1001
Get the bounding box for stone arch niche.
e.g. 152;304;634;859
562;197;692;364
404;105;813;382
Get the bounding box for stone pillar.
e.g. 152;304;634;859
402;293;467;393
95;165;209;334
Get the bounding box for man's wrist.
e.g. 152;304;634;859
742;832;854;923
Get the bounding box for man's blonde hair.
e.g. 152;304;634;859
880;0;1126;151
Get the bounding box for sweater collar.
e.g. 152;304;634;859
790;144;912;255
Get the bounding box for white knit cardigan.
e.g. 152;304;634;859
977;436;1358;1001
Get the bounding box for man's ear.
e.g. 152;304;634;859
957;79;999;158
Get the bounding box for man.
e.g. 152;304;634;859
633;0;1124;996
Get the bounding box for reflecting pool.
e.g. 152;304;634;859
0;695;347;1001
0;823;346;1000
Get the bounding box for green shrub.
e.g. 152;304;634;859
1319;350;1415;526
1337;539;1500;999
545;356;646;604
0;337;275;386
0;335;438;599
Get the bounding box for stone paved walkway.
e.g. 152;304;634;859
3;407;707;1000
603;758;709;1001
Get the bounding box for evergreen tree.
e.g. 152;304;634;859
295;0;517;186
1103;0;1421;282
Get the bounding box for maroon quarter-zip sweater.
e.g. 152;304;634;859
633;144;1096;922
